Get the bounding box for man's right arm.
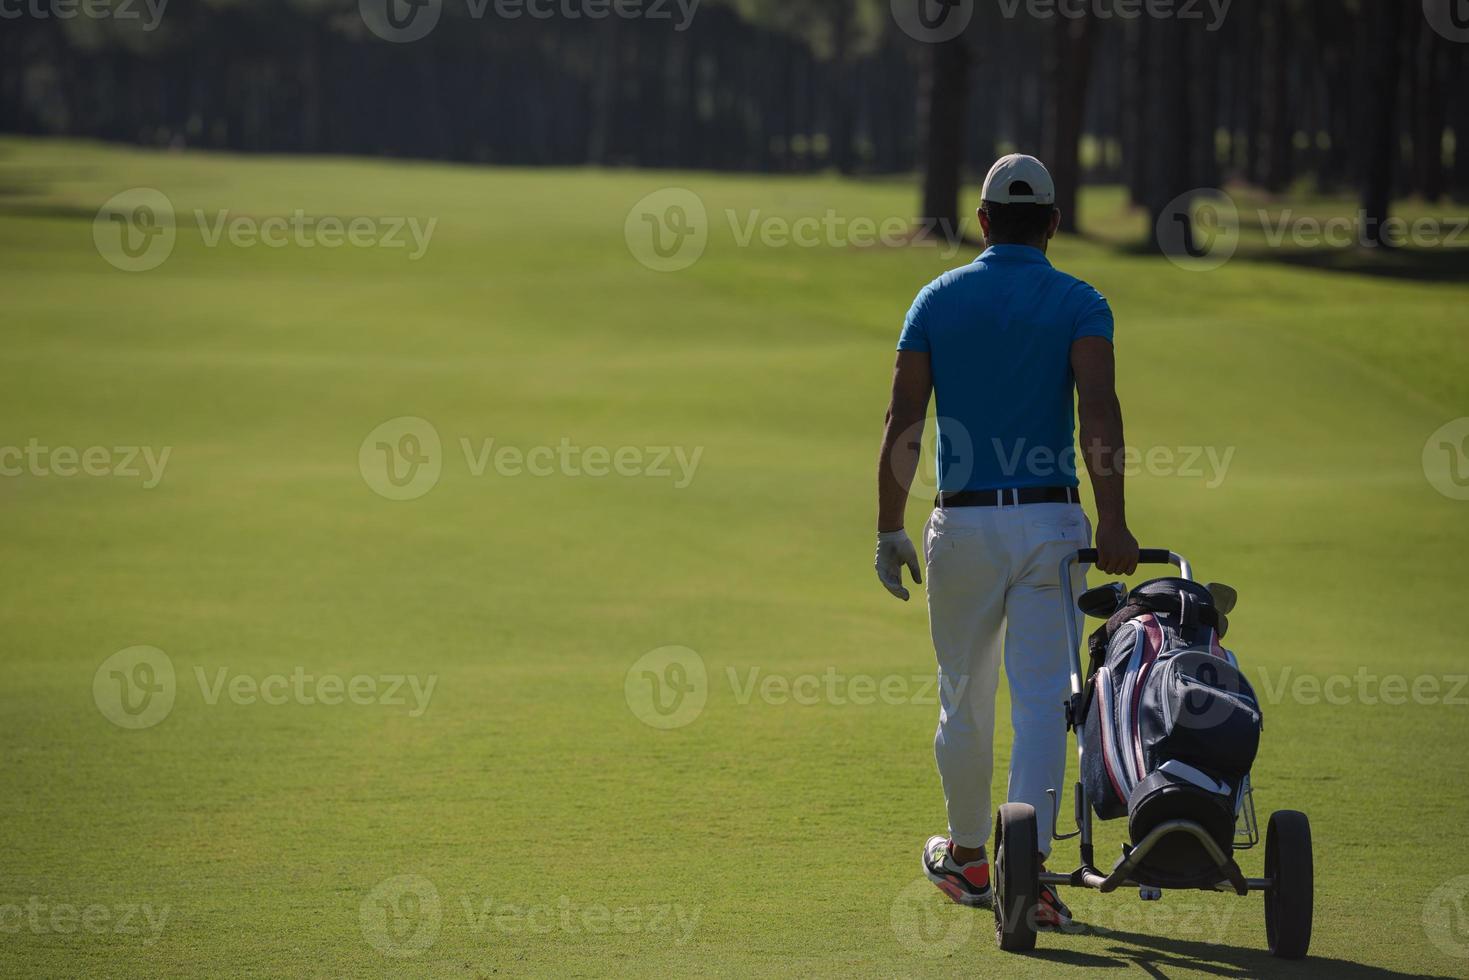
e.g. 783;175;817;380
1072;336;1140;575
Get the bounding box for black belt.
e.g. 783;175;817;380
936;487;1080;508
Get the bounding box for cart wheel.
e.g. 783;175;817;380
1264;810;1313;959
993;803;1040;953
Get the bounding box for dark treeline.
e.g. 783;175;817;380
1;2;934;171
916;0;1469;246
3;1;1466;246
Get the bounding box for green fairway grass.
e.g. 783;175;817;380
1;137;1466;977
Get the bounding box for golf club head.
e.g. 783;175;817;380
1205;582;1238;615
1078;582;1127;619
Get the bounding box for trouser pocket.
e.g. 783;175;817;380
1030;511;1090;550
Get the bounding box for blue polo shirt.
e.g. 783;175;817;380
897;245;1113;492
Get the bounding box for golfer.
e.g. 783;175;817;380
874;154;1139;928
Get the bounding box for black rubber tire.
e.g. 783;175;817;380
993;803;1040;953
1264;809;1313;959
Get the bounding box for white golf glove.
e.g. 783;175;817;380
875;529;922;602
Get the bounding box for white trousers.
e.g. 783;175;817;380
923;502;1089;857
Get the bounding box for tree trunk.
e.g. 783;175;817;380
299;22;323;154
1314;0;1352;191
830;3;856;175
1146;16;1193;251
1121;18;1148;206
1413;16;1448;202
1045;11;1096;233
1260;1;1294;192
1243;2;1265;185
586;17;619;165
1360;1;1404;246
1455;45;1469;202
919;35;970;241
1190;18;1221;190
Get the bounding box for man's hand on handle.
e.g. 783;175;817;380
1093;521;1140;576
875;529;922;601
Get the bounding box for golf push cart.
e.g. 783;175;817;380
991;549;1313;958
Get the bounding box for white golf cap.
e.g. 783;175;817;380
981;154;1056;205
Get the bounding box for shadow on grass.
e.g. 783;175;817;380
1024;927;1455;978
0;161;95;219
0;157;129;216
1242;245;1469;284
0;201;100;221
1094;208;1469;284
1101;236;1469;284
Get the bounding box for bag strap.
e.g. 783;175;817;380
1085;594;1223;678
1178;590;1198;627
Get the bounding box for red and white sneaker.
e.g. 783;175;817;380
1033;881;1073;930
922;836;992;908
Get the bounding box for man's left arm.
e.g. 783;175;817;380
874;350;933;601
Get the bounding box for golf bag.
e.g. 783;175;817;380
1077;578;1262;877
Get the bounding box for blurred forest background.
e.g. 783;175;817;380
3;0;1467;248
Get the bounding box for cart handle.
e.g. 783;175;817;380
1059;549;1193;698
1072;548;1178;567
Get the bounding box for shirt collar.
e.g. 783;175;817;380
976;244;1051;266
